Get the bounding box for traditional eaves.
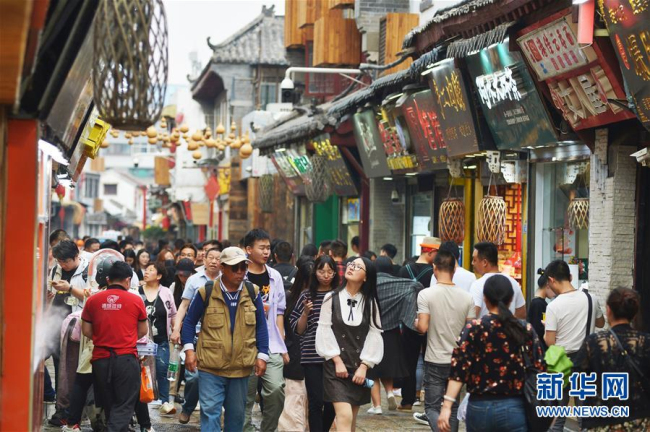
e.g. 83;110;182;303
207;7;288;66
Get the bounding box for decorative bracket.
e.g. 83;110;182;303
486;150;501;174
448;159;463;178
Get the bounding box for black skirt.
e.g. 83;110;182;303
323;359;371;406
369;328;409;379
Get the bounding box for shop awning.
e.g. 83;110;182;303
253;107;335;150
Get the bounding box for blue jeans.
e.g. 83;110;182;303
182;367;200;414
424;362;458;432
466;396;527;432
198;370;249;432
156;341;170;402
416;354;425;393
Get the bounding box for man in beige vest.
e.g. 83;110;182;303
182;247;269;431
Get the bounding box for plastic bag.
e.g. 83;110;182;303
457;393;469;421
140;363;155;403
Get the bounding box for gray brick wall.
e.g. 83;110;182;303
588;144;637;314
355;0;411;56
369;178;407;263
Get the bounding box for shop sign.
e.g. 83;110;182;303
312;135;358;196
427;60;481;157
271;150;306;195
399;89;448;170
466;42;557;149
351;110;392;178
379;106;419;172
599;0;650;131
517;15;589;80
217;167;231;196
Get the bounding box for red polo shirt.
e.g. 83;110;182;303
81;286;147;361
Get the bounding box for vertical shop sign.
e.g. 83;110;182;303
427;60;481;157
351;110;392;178
599;0;650;131
312;135;358;196
400;89;448;169
380;105;419;172
466;42;557;149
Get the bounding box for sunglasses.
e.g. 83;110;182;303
224;262;248;273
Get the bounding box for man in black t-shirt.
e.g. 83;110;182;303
272;241;297;292
396;237;441;411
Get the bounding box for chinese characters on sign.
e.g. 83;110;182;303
379;105;419;173
537;372;629;401
399;89;448;170
351;110;392;178
466;42;558;149
312;135;358;196
271;150;306;195
428;60;483;158
517;15;589;80
599;0;650;131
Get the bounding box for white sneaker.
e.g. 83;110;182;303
149;399;163;407
387;393;398;410
367;405;383;415
393;389;402;397
194;402;200;412
413;398;422;406
160;402;177;415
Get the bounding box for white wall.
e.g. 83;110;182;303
99;170;145;225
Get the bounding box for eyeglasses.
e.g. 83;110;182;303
224;262;247;273
346;262;366;272
316;270;335;277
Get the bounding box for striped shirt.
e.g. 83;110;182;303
289;290;331;364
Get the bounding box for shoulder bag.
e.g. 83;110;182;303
521;338;559;432
609;329;650;398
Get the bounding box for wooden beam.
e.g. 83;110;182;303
0;0;35;105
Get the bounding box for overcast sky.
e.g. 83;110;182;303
165;0;285;85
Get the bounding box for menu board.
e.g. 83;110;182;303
312;135;358;196
466;41;557;149
351;110;392;178
427;60;481;157
517;14;590;80
271;150;306;195
599;0;650;131
399;89;448;170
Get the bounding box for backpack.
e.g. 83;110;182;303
282;267;298;292
405;263;432;284
200;280;258;321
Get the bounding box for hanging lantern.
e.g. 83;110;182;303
160;118;168;129
568;198;589;230
439;198;465;244
231;137;242;149
476;195;506;245
182;133;190;142
124;132;132;139
216;122;226;135
205;138;216;148
100;140;110;149
93;0;168;130
146;126;158;138
180;123;189;133
187;140;199;151
239;142;253;159
259;174;274;213
192;150;202;160
204;127;212;138
128;138;134;145
230;121;237;133
148;137;158;145
216;139;225;151
191;130;203;141
305;156;332;203
110;129;119;138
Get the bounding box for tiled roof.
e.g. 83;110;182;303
207;7;288;66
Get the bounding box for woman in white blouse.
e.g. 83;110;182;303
316;256;383;431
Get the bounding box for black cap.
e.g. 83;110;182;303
176;258;195;277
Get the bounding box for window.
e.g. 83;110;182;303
260;82;278;110
84;174;100;199
103;184;117;195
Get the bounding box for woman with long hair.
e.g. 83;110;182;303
134;249;150;281
155;247;176;287
316;257;383;432
278;256;315;432
289;255;339;431
573;287;650;431
123;249;136;268
438;274;545;432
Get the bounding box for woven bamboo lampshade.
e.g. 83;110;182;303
439;198;465;244
568;198;589;230
476;195;506;245
259;174;274;213
93;0;169;130
305;156;332;203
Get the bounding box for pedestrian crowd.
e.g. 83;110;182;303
43;229;649;432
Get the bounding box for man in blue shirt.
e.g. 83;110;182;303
182;247;269;431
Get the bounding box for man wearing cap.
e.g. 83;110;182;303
397;236;441;411
181;246;269;432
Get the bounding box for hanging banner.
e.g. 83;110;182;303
271;150;306;195
380;103;419;173
398;89;448;170
427;60;482;158
599;0;650;131
466;41;557;150
517;11;637;131
517;15;590;80
351;110;392;178
312;135;358;196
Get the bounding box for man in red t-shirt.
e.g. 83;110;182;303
81;261;148;431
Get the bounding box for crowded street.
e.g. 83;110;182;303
0;0;649;432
